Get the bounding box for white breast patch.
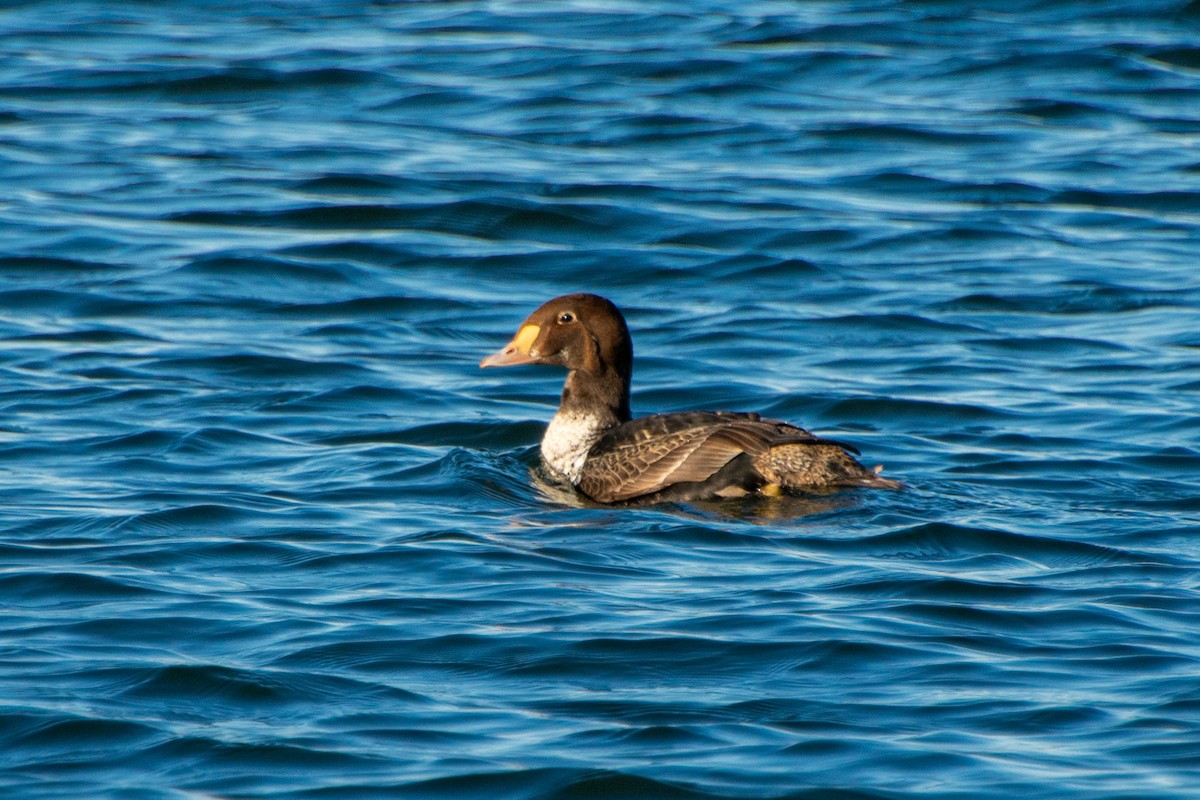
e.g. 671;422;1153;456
541;411;608;484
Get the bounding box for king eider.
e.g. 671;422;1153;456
481;293;900;503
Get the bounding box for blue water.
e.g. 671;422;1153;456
3;1;1200;798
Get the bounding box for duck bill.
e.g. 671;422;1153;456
480;324;540;368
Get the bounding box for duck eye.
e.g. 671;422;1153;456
557;311;576;324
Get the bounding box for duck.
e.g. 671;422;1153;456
480;293;900;503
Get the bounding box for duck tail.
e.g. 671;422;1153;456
858;464;904;490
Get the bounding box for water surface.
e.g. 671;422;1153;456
2;1;1200;798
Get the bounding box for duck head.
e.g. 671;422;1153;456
480;293;632;377
481;293;633;423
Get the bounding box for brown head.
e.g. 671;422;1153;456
480;293;633;422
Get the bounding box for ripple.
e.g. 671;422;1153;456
1;714;163;762
147;354;372;386
0;255;126;280
168;199;661;243
935;284;1197;315
118;664;427;710
814;521;1152;569
0;572;165;606
338;768;724;800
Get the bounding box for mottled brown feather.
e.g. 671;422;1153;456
578;412;866;503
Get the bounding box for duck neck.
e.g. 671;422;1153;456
560;364;631;427
541;365;631;483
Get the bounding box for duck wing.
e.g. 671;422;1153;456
577;412;858;503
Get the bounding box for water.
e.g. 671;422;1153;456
3;1;1200;797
